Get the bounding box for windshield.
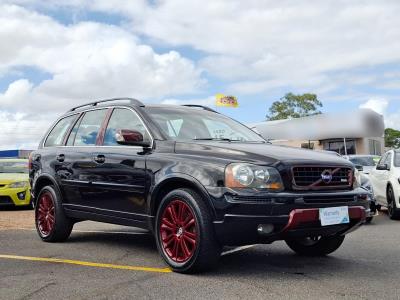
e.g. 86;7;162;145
146;107;265;143
0;160;28;174
349;156;379;167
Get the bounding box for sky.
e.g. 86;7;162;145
0;0;400;150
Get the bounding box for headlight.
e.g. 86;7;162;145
8;181;28;189
225;163;284;191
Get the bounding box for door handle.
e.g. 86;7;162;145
56;154;65;162
93;154;106;164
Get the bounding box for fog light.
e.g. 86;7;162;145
17;192;26;200
257;224;274;235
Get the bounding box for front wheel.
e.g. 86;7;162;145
285;235;345;256
155;188;221;273
387;186;400;220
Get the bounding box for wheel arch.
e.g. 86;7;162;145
32;174;60;205
149;174;216;231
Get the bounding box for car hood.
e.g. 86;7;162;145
175;141;352;166
360;166;375;174
0;173;29;184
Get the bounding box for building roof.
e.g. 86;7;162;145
249;109;384;141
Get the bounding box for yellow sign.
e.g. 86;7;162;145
215;94;238;108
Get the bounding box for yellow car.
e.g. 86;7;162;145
0;159;32;208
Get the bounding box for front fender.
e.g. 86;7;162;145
148;172;217;220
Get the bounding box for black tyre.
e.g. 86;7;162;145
285;235;345;256
365;216;373;223
155;188;221;273
35;186;73;242
387;185;400;220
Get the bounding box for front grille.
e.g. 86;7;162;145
0;196;13;205
292;166;353;191
303;194;356;204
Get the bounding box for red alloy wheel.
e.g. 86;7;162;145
36;192;56;237
159;200;198;263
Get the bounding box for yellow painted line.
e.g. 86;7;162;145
0;254;172;273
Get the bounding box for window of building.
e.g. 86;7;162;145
322;139;356;155
368;139;382;155
301;142;314;149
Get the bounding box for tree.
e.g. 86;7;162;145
266;93;323;121
384;128;400;148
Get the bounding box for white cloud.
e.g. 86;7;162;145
0;4;204;114
359;98;400;130
359;98;389;115
120;0;400;92
0;4;205;149
4;1;400;94
161;96;215;107
0;111;53;150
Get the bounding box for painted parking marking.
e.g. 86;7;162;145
0;254;172;273
221;245;256;256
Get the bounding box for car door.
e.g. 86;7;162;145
42;113;80;197
370;153;387;202
82;107;152;222
60;108;109;209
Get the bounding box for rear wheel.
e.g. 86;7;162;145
35;186;73;242
155;188;221;273
387;186;400;220
285;235;345;256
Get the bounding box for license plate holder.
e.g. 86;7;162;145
319;206;349;226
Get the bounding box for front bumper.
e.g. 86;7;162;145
0;188;31;206
214;206;366;245
210;188;368;246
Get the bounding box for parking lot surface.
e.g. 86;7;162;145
0;209;399;300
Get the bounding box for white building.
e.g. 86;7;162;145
250;109;384;155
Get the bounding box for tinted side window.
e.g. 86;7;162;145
45;115;77;147
385;153;392;166
66;114;83;146
73;109;107;146
377;153;387;166
104;108;150;146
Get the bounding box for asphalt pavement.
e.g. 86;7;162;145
0;209;399;300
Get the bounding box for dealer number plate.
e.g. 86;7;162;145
319;206;349;226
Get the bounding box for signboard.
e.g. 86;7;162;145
215;94;238;108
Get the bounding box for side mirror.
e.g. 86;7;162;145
355;165;364;172
376;164;389;171
115;129;151;147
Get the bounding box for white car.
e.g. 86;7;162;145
369;150;400;219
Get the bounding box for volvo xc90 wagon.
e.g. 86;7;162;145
30;98;369;273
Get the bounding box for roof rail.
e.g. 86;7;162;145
181;104;218;113
69;98;144;112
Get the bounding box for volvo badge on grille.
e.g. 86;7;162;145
321;169;333;183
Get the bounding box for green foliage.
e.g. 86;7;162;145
266;93;323;121
384;128;400;148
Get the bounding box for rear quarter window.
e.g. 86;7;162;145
44;115;77;147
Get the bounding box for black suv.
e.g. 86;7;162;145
30;98;368;273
